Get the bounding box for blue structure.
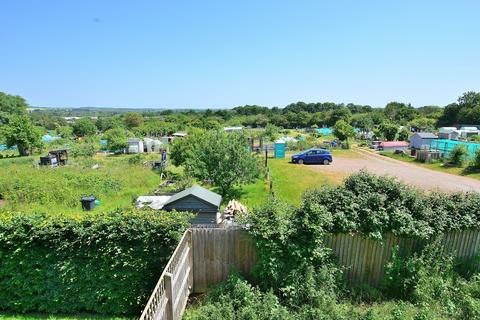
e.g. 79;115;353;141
317;127;333;135
430;139;480;158
274;141;286;158
42;134;61;142
0;144;17;151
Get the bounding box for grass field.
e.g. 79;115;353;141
239;149;357;207
380;152;480;181
0;153;162;215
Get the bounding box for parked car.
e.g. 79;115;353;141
291;148;333;165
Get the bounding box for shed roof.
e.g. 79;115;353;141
163;185;222;208
414;132;438;139
379;141;409;147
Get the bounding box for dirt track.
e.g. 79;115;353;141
306;149;480;193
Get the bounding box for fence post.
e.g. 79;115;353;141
165;272;174;320
188;230;194;292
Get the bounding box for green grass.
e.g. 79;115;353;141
0;153;163;216
239;149;359;207
380;152;480;180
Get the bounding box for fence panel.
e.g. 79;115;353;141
139;230;193;320
140;228;480;319
191;228;257;293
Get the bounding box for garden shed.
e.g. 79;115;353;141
378;141;409;152
409;132;438;150
127;138;144;154
438;127;457;140
163;185;222;225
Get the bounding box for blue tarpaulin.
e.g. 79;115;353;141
317;127;333;135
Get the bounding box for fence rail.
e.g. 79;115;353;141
139;229;193;320
140;228;480;319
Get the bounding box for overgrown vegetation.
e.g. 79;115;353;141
0;155;162;215
187;172;480;319
170;130;260;196
0;210;191;315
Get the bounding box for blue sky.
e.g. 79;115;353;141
1;0;479;109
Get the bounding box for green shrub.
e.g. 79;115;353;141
0;209;192;315
470;149;480;170
184;273;292;320
70;142;96;158
448;145;468;167
299;170;480;239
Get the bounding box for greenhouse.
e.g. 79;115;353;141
430;139;480;158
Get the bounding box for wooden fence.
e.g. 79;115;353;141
191;227;257;293
325;230;480;286
139;229;193;320
140;228;480;319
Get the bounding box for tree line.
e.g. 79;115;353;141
1;91;480;156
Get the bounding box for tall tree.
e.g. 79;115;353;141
333;120;356;148
73;118;97;137
170;130;260;196
1;115;43;156
124;112;144;129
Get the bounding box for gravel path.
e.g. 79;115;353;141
305;149;480;193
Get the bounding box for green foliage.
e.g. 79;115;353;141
170;130;260;196
103;128;132;151
378;122;399;141
246;199;341;309
96;117;124;132
333;120;356;147
123;112;144;129
0;155;161;214
72;118;97;137
448;145;468;167
0;91;28;116
471;149;480;170
439;91;480;126
1;115;43;156
0;210;191;315
184;273;291;320
397;128;410;141
70;142;97;158
56;126;73;138
297;171;480;239
263;123;279;142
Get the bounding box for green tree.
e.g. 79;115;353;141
0;91;28;117
327;107;351;126
333;120;356;148
124;112;144;129
1;114;43;156
378;122;399;141
384;102;417;124
170;131;259;196
397;128;410;141
263;123;280;142
103;128;132;151
72;118;97;137
96;117;124;132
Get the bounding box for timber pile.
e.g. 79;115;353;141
223;200;248;219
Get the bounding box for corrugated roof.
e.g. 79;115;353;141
414;132;438;139
379;141;409;147
164;185;222;208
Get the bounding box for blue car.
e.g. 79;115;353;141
291;148;332;165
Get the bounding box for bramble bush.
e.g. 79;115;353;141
301;170;480;239
0;209;192;315
201;171;480;320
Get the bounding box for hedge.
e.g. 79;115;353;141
300;170;480;239
0;210;192;315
